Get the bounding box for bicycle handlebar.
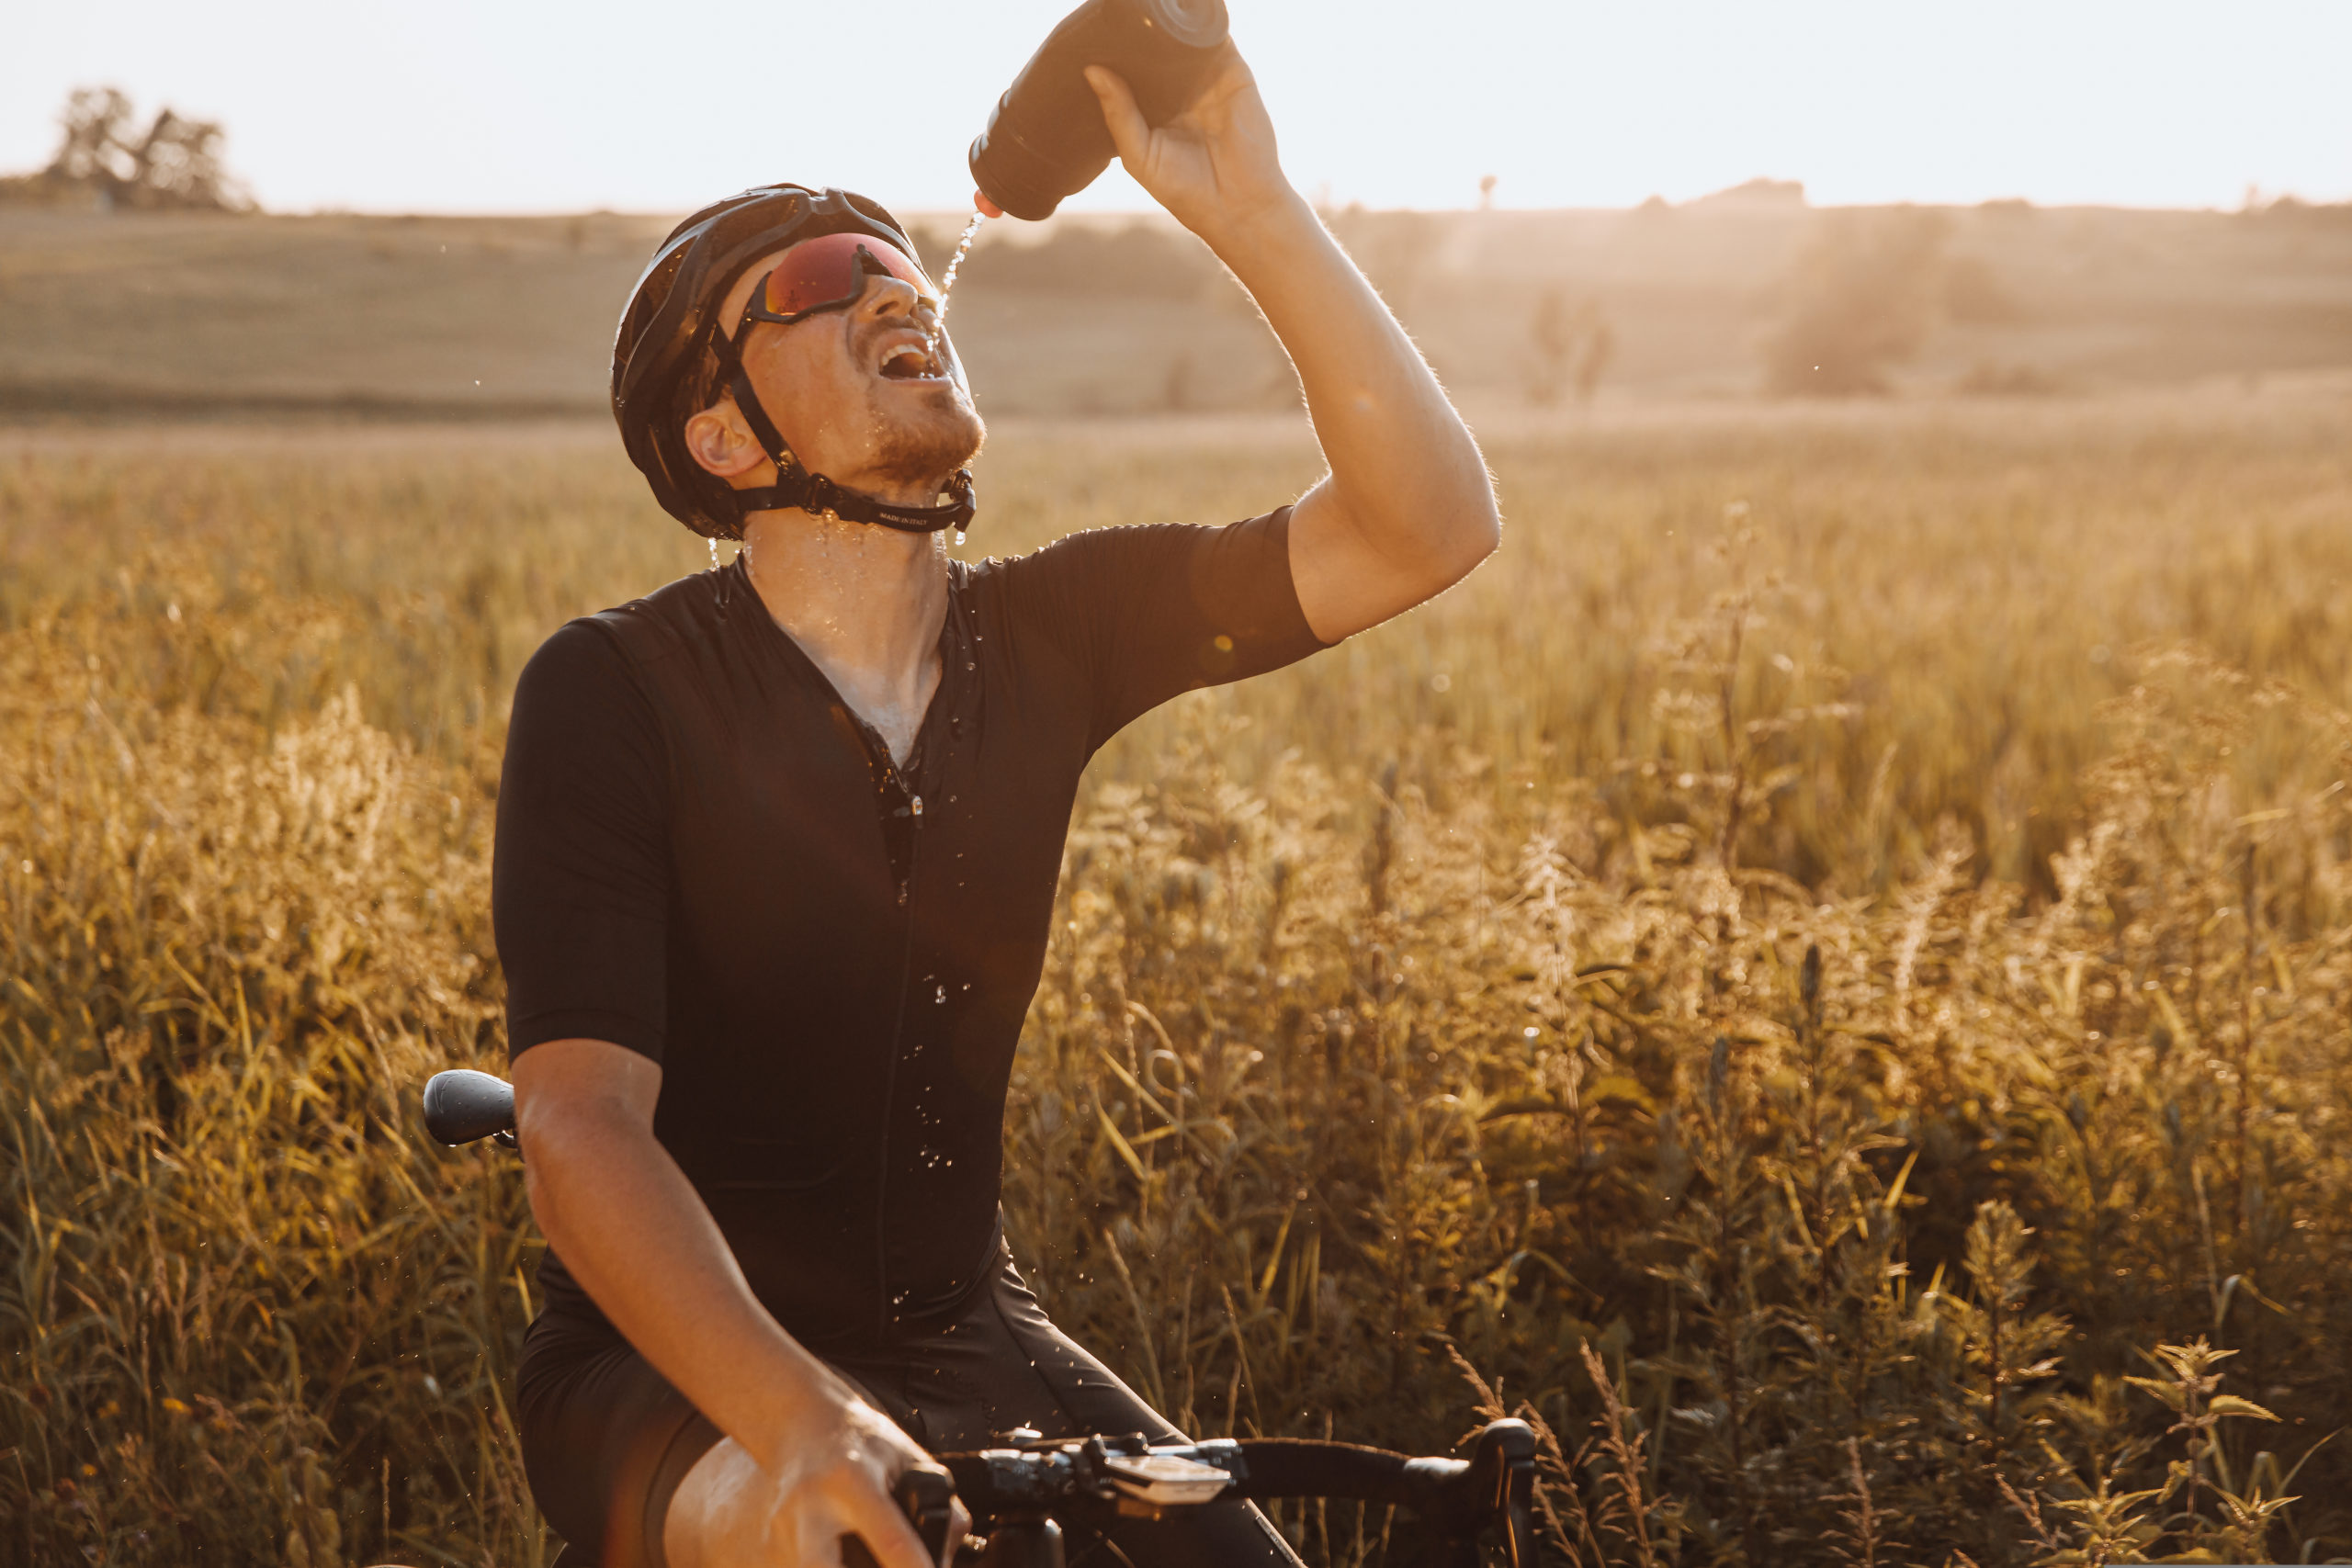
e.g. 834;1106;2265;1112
422;1071;1542;1567
863;1421;1538;1568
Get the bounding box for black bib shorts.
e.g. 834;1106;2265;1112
518;1248;1300;1568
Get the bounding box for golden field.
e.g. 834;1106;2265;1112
6;382;2352;1564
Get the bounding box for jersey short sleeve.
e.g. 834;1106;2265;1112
1001;506;1334;750
493;620;673;1063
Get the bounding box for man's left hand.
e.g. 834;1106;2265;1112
1083;51;1300;251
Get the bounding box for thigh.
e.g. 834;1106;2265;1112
995;1286;1300;1568
517;1314;720;1568
850;1260;1303;1568
520;1314;918;1568
519;1265;1303;1568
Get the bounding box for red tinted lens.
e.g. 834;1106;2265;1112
757;231;933;318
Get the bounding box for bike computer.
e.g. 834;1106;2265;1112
1100;1453;1234;1507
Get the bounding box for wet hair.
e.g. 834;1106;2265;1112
673;334;729;442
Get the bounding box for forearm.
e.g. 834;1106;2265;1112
519;1070;844;1471
1213;195;1496;570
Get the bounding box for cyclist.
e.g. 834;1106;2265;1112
494;47;1499;1568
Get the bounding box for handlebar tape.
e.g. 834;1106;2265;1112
1226;1439;1464;1509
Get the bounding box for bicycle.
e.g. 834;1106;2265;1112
424;1068;1540;1568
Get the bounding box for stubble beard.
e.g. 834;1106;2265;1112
865;380;987;490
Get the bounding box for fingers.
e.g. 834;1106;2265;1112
946;1495;972;1559
834;1472;938;1568
1082;65;1153;168
895;1459;964;1568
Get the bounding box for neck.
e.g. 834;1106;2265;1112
740;505;948;766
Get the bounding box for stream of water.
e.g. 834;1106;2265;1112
933;210;986;332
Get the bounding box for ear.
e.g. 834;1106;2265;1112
683;398;769;480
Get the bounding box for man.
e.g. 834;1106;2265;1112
494;51;1498;1568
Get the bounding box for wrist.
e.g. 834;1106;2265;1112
1197;186;1324;281
739;1343;863;1471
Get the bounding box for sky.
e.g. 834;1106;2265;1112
5;0;2347;217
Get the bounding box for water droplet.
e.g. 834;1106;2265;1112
954;529;967;547
707;536;720;570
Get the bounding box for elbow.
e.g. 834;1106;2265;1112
1441;492;1502;586
1468;495;1503;566
1434;445;1501;580
518;1118;577;1247
1386;494;1497;604
514;1091;637;1250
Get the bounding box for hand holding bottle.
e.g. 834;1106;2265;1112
1081;49;1298;255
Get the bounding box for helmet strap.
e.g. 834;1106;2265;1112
705;321;977;538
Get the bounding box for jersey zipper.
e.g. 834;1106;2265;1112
871;770;922;1341
863;585;967;1340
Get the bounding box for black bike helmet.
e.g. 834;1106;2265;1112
611;184;976;541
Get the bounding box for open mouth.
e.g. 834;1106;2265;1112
876;338;946;382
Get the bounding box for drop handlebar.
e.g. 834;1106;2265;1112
862;1421;1538;1568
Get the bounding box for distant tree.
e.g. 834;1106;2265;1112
1762;208;1951;396
1688;176;1807;212
1526;287;1614;408
0;86;251;211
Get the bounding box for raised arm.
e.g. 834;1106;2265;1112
1080;51;1501;643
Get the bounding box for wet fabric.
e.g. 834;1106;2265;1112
519;1251;1306;1568
493;510;1329;1530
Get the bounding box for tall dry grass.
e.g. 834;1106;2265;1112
5;388;2352;1564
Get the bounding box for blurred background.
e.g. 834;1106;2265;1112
4;0;2349;417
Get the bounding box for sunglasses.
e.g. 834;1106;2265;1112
737;231;937;333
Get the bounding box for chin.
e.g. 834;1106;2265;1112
869;388;986;485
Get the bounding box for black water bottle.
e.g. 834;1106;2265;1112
968;0;1232;221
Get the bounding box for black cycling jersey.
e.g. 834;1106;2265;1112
492;509;1329;1354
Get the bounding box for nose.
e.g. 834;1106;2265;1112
855;273;936;326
